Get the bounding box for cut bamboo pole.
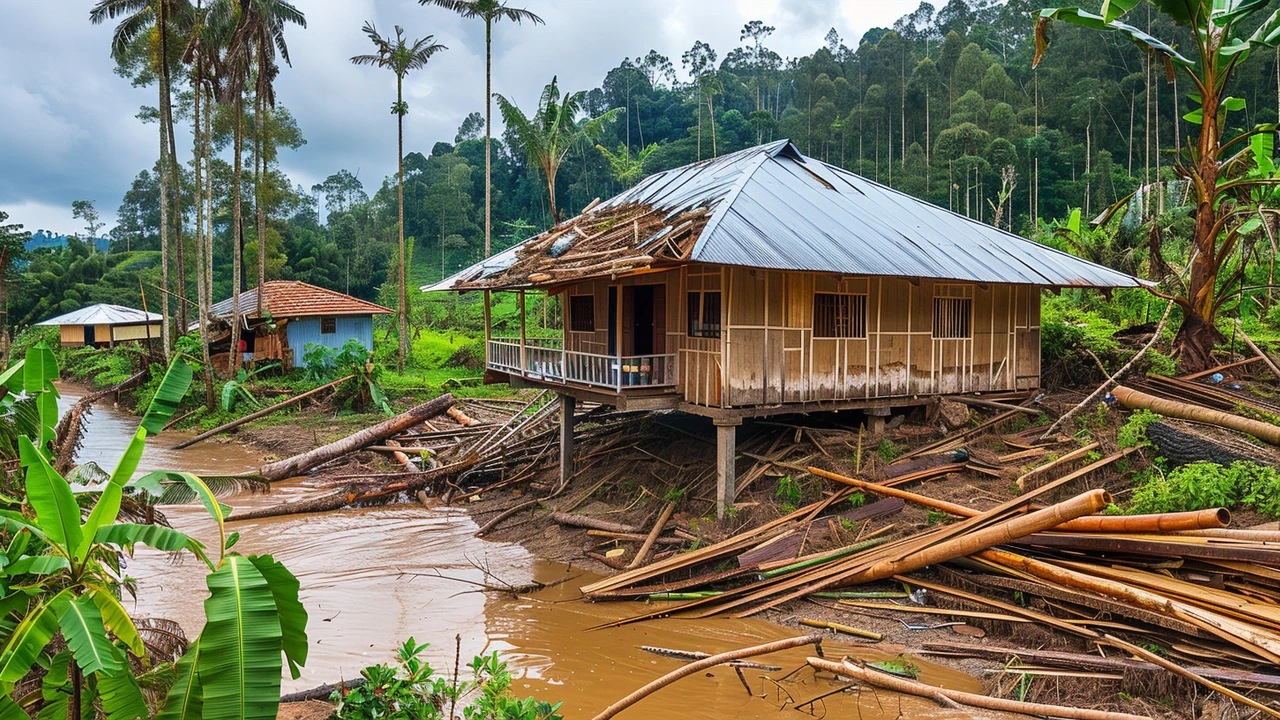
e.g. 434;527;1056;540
590;635;823;720
809;468;974;517
1103;634;1280;719
628;502;678;569
1113;385;1280;446
807;656;1151;720
173;375;354;450
1016;442;1100;490
798;618;882;640
1053;507;1229;533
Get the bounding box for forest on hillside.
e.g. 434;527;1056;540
7;0;1280;350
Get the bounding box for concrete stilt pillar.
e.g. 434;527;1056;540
715;419;741;520
559;393;576;486
866;407;890;436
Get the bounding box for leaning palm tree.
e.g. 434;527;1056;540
351;23;446;373
90;0;191;359
419;0;543;258
495;76;619;224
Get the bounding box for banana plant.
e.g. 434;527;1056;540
0;352;308;720
1036;0;1280;371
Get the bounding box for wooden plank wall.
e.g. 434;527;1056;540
719;267;1041;408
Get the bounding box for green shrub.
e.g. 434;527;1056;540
776;475;803;511
333;638;562;720
1128;461;1280;516
1117;410;1161;449
875;439;902;462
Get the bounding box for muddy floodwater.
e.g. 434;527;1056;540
61;384;982;719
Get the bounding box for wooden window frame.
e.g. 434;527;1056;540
813;292;867;339
932;295;973;340
320;316;337;335
568;294;596;333
687;290;721;338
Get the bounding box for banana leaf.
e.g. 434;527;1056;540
89;588;146;658
18;436;83;551
22;344;57;396
97;651;149;720
59;593;122;675
155;639;202;720
247;555;307;678
0;360;24;395
94;523;205;562
0;697;26;720
0;588;70;686
132;472;229;559
198;557;283;720
6;555;69;576
140;359;192;435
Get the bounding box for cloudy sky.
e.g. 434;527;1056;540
0;0;919;235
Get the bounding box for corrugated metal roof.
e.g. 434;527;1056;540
426;140;1143;291
209;281;392;320
36;304;160;326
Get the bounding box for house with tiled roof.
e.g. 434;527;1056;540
205;281;392;369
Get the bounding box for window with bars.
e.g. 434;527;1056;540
687;291;721;338
813;293;867;338
569;295;595;332
320;317;336;334
933;297;972;339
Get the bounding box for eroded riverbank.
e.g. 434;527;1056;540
61;383;987;719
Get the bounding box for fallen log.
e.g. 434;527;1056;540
173;375;354;450
255;394;457;481
808;656;1150;720
590;635;823;720
227;459;476;522
280;679;364;703
549;512;641;534
638;645;781;671
1112;385;1280;446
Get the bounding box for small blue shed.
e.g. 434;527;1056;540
207;281;392;368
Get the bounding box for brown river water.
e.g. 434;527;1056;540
59;383;980;719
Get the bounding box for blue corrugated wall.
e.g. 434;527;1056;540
286;315;375;366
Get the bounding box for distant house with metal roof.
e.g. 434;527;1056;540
206;281;392;369
37;304;161;348
426;140;1143;516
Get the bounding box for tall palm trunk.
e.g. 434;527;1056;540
231;95;244;373
1178;85;1225;370
397;75;408;372
160;6;187;340
484;18;492;258
194;60;214;408
158;81;172;361
255;70;267;312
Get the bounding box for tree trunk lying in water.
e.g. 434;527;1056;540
256;394;456;482
228;458;478;522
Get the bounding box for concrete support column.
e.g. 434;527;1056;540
714;419;742;520
559;393;576;487
866;407;890;436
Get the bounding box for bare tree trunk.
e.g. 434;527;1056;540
231;94;244;373
161;7;188;342
397;76;408;373
158;81;172;361
707;90;717;157
484;19;492;258
255;64;267;315
194;70;214;409
256;394;457;482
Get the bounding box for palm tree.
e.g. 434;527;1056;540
228;0;305;315
495;76;619;224
90;0;191;359
419;0;544;258
351;22;446;373
218;1;255;372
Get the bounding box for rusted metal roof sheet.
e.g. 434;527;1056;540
209;281;393;320
425;140;1142;291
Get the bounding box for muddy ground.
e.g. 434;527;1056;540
212;383;1271;720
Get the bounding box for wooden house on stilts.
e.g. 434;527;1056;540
426;140;1142;517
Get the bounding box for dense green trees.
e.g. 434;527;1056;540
15;0;1280;368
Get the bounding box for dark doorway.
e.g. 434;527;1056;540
607;286;618;356
630;285;655;355
83;325;95;346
